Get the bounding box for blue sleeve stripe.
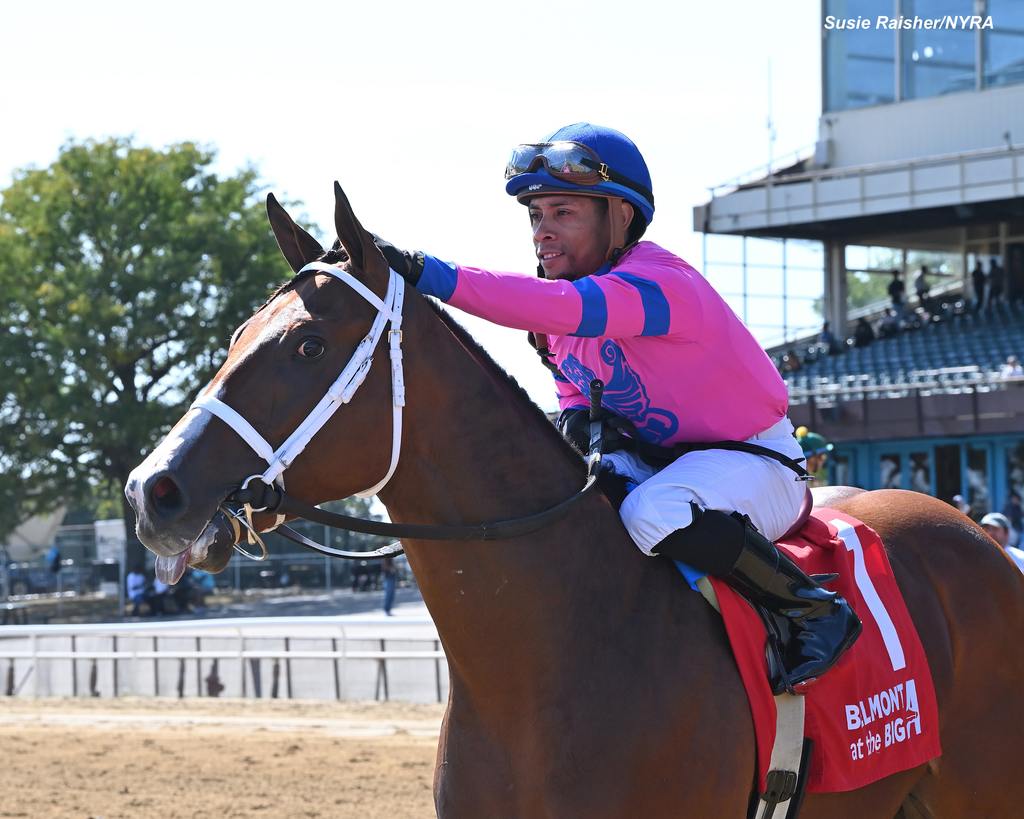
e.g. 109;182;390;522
614;272;671;336
418;254;458;301
570;277;608;337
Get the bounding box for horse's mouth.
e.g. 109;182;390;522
154;509;238;584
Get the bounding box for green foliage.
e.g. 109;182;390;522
845;270;893;311
0;138;297;547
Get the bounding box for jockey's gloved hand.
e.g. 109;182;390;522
556;407;635;456
556;408;590;455
372;235;424;286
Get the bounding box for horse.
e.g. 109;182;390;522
126;183;1024;817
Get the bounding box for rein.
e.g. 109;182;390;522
192;259;607;562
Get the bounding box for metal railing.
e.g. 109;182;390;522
789;368;1023;404
705;141;1024;231
708;141;1024;200
0;617;447;703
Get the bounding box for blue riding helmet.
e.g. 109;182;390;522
505;122;655;227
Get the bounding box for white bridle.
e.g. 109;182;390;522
189;261;406;554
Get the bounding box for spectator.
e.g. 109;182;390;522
853;317;875;348
999;354;1022;378
952;494;972;518
382;556;398;616
820;321;842;355
171;571;194;614
1002;492;1024;546
888;270;906;311
972;259;987;313
796;426;833;488
191;569;216;609
782;348;802;372
126;564;147;617
979;512;1024;573
45;545;61;575
150;576;169;616
990;258;1005;307
878;308;900;339
913;265;931;310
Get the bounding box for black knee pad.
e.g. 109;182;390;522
650;505;747;576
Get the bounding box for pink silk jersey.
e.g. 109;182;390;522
416;241;788;445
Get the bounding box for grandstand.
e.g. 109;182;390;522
695;1;1024;514
783;300;1024;401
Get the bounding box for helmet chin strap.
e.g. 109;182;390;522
605;196;630;262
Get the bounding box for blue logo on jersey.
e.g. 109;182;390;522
561;340;679;443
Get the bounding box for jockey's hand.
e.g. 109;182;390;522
556;407;634;456
372;235;424;286
556;408;590;455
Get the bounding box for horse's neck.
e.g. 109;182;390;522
379;299;638;689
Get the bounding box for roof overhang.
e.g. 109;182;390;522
695;144;1024;242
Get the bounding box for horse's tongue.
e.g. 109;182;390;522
155;550;190;585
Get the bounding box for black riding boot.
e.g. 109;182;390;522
653;506;862;694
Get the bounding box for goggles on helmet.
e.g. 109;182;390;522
505;141;654;204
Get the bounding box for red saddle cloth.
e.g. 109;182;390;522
708;508;941;793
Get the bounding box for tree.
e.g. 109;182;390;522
0;138;300;566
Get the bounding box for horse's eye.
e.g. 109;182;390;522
297;337;326;359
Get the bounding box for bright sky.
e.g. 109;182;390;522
2;0;823;412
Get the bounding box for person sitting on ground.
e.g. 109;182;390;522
375;122;860;692
191;569;216;609
853;317;875;348
126;564;148;617
979;512;1024;573
150;576;169;616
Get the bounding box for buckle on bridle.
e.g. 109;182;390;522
221;504;269;561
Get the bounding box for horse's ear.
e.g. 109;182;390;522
333;181;384;275
267;193;325;273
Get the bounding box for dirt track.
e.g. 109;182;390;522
0;698;444;818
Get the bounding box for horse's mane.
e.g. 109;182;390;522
258;244;351;312
424;300;584;469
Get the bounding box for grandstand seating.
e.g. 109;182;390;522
781;301;1024;404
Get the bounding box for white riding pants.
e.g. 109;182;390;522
613;416;807;556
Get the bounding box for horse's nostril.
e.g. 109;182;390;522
153;477;177;500
149;474;186;516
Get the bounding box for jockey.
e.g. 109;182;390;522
376;122;860;692
796;426;834;486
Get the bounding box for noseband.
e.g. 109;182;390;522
190;259;604;562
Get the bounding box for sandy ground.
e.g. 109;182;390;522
0;697;445;818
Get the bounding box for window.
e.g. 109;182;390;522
825;0;897;111
983;0;1024;87
910;451;932;493
967;446;990;517
832;451;853;486
880;453;903;488
901;0;978;100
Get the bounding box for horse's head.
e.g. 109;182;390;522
126;183;403;580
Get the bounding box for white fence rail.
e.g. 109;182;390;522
0;616;447;703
